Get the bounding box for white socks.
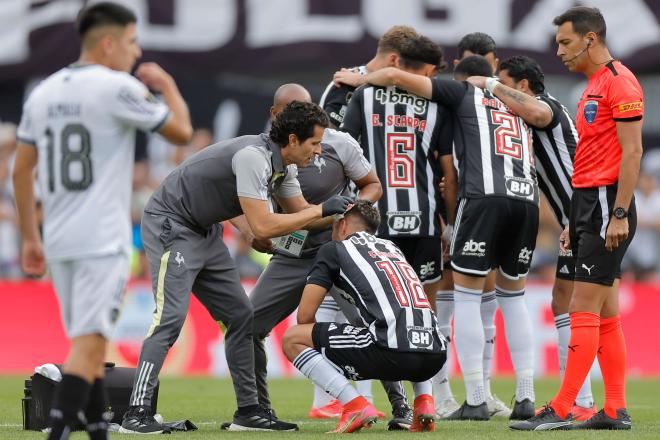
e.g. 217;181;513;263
413;380;433;398
555;313;594;408
294;348;358;405
454;285;486;406
481;291;497;399
496;285;535;402
355;380;374;403
312;297;347;407
432;291;455;402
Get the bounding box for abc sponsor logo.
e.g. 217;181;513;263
462;239;486;257
420;261;435;277
387;211;421;232
505;177;535;199
407;328;433;348
518;247;533;264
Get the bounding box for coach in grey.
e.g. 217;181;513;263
120;101;352;433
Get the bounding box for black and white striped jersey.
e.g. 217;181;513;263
532;94;577;227
340;85;452;238
319;66;367;128
431;78;538;205
307;231;445;354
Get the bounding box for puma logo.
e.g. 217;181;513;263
568;344;579;352
581;264;595;275
175;252;185;267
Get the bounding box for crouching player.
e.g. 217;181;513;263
282;200;447;433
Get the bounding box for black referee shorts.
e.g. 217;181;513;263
569;185;637;286
450;197;539;279
312;323;445;382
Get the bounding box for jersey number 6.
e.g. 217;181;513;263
386;132;415;188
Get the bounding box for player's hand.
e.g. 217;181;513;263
251;237;274;254
559;225;571;252
605;217;628;252
466;76;488;89
322;195;353;217
438;177;446;197
333;69;364;88
21;240;46;277
136;62;174;93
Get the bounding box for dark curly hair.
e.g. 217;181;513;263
399;35;447;72
454;55;493;79
269;101;329;147
499;55;545;94
345;200;380;234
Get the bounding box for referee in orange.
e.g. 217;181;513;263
513;6;642;431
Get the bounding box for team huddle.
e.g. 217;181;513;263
12;2;643;438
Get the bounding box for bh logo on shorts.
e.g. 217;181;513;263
462;239;486;257
408;328;433;348
584;100;599;124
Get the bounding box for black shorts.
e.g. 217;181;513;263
569;186;637;286
450;197;539;279
389;236;443;284
555;247;576;281
312;323;446;382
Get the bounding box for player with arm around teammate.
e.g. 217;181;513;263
12;3;192;439
282;200;447;433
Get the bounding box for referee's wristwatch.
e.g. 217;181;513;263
613;207;629;219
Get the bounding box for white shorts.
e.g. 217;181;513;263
49;253;129;339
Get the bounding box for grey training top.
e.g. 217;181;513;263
295;128;372;256
146;134;301;232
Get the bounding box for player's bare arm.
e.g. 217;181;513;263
467;75;553;128
297;284;330;324
606;119;643;251
354;169;383;202
136;62;192;145
440;154;458;226
12;144;46;276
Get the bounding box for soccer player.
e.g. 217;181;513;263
512;6;642;431
248;83;384;420
282;200;447;433
453;32;500;73
12;3;192;439
336;54;539;421
467;54;597;419
315;26;420;427
119;101;352;433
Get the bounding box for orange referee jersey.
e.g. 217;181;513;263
573;61;644;188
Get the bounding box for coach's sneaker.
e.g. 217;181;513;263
309;399;343;419
446;401;489;421
387;402;413;430
227;406;298;431
571;408;631;430
570;403;598;421
330;396;378;433
435;396;461;419
510;398;535;420
119;405;166;434
486;394;512;418
510;405;572;431
410;394;436;432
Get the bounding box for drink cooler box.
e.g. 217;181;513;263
22;363;159;431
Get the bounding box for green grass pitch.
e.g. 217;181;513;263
1;376;659;438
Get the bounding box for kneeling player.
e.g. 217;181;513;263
282;201;447;433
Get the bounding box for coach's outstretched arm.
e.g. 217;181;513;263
239;195;351;240
467;76;553;128
137;62;193;145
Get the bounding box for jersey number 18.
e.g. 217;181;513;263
45;123;93;192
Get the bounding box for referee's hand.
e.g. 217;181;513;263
605;218;629;252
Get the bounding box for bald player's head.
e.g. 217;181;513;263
270;83;312;119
